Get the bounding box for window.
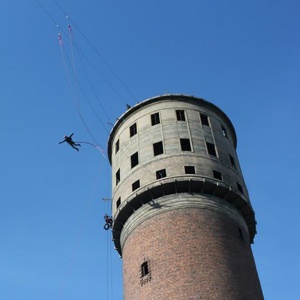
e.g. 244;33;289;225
141;262;149;277
130;123;137;137
200;113;209;126
132;180;140;191
185;166;195;174
153;141;164;156
237;182;243;194
206;142;217;156
213;170;222;180
131;152;139;168
180;138;191;151
229;155;236;169
176;110;186;121
140;260;151;285
116;197;121;208
151;112;160;126
115;139;119;154
221;126;228;138
238;227;244;241
116;169;120;185
156;169;166;179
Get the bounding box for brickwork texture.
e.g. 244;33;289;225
122;205;263;300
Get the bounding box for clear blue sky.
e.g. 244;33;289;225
1;1;299;299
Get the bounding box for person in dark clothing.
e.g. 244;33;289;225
104;214;113;229
59;133;81;151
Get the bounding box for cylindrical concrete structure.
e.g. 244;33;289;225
108;94;263;300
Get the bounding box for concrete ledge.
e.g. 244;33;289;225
112;177;256;255
120;194;249;254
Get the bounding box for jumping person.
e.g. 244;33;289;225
59;133;81;151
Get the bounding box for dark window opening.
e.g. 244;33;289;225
176;110;186;121
222;126;228;138
213;170;222;180
237;182;244;194
131;152;139;168
130;123;137;137
185;166;195;174
115;140;119;154
180;138;191;151
229;155;236;169
206;142;217;156
156;169;166;179
238;227;244;241
141;262;149;277
116;169;120;186
151;113;160;126
153;141;164;156
200;113;209;126
132;180;140;191
116;197;121;208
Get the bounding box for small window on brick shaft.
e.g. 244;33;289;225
200;113;210;126
176;110;186;121
131;152;139;168
151;112;160;126
156;169;166;179
141;262;149;277
185;166;195;174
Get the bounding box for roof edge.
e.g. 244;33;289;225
107;94;237;163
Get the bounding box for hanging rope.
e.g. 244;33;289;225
58;31;109;153
67;23;111;134
57;158;105;299
34;0;131;138
76;141;106;158
53;0;138;103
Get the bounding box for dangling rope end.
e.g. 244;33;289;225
75;141;107;158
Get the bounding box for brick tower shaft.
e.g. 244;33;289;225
122;196;263;299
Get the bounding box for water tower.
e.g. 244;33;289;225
107;94;263;299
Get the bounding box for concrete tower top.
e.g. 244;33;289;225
107;94;256;254
108;94;237;162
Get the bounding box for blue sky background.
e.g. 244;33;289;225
1;1;299;299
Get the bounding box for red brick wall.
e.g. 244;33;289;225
122;207;263;300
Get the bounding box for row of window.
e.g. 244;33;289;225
128;140;236;169
115;110;228;154
115;165;244;206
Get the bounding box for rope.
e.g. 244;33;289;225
53;0;138;103
76;141;106;158
58;34;101;146
57;158;105;299
67;23;112;132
